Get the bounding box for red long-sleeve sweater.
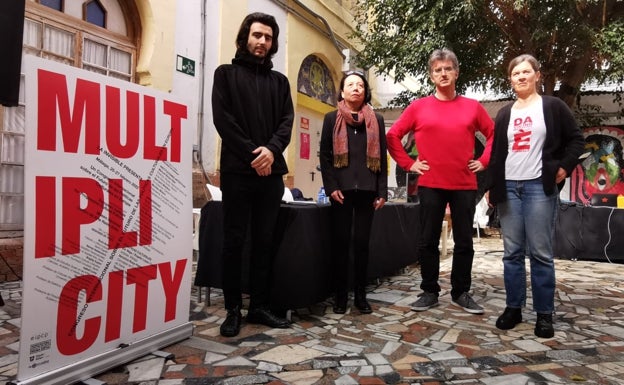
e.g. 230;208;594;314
387;95;494;190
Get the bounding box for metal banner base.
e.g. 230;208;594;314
9;322;193;385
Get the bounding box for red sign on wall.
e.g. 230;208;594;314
300;132;310;160
300;117;309;130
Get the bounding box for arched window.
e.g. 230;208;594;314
24;0;135;81
40;0;61;11
85;0;106;28
297;55;337;106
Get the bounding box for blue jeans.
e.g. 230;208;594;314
498;178;557;314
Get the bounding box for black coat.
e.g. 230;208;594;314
212;51;294;175
319;110;388;200
487;95;585;204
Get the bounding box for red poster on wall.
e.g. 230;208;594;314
300;132;310;159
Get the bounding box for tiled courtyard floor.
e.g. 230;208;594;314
2;236;624;384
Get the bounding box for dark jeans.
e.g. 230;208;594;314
220;173;284;310
330;190;376;295
418;187;476;299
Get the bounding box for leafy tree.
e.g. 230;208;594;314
351;0;624;109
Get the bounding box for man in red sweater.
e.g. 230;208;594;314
387;48;493;314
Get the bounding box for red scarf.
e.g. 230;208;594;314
332;100;381;172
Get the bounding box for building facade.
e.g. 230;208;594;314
5;1;618;282
0;0;399;280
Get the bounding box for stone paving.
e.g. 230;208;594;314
2;236;624;384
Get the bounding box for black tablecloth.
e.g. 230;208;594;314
194;201;420;309
554;203;624;263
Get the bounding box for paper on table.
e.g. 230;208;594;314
206;183;222;201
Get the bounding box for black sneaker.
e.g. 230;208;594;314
220;306;242;337
496;307;522;330
410;292;439;311
534;313;554;338
451;292;484;314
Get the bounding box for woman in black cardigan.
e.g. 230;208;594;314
319;71;388;314
487;54;585;338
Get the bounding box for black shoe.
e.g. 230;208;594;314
247;307;290;328
354;290;372;314
496;307;522;330
333;297;347;314
534;313;554;338
354;298;372;314
333;291;348;314
220;306;242;337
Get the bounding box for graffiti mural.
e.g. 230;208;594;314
570;126;624;204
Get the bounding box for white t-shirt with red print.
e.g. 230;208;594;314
505;97;546;180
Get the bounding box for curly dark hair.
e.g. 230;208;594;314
235;12;279;58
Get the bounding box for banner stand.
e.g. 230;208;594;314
8;323;193;385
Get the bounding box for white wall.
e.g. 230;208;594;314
171;0;221;176
173;0;416;179
171;0;202;154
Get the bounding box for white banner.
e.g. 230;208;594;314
18;56;194;382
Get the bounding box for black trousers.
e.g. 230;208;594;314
418;187;476;299
330;190;376;296
220;173;284;310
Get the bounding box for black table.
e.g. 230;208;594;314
194;201;420;310
554;202;624;263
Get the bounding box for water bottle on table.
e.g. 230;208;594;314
317;186;327;204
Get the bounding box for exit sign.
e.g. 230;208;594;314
176;55;195;76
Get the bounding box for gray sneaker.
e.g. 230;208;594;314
451;292;484;314
410;292;439;311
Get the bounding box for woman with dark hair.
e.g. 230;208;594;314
320;71;388;314
488;54;584;338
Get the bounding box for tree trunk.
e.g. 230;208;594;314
555;49;595;109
